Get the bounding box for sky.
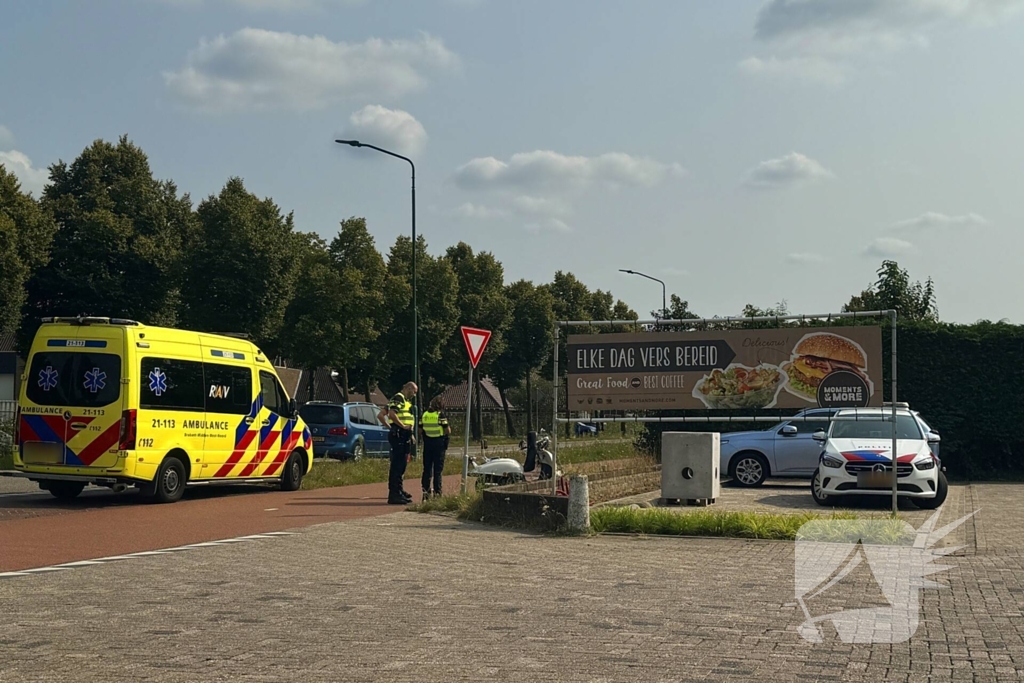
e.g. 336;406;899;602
2;0;1023;324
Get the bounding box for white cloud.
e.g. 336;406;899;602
453;150;684;192
510;195;571;217
745;0;1024;85
164;29;459;112
891;211;988;230
346;105;427;156
743;152;834;189
452;202;508;220
0;125;13;147
0;150;48;195
738;56;847;85
787;252;825;264
864;236;914;257
524;217;571;234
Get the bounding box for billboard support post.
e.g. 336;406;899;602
553;310;899;514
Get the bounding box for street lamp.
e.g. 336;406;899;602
335;139;419;423
619;269;667;320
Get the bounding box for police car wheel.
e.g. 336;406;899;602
152;457;186;504
281;452;304;491
810;468;833;506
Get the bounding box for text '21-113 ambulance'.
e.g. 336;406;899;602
11;317;313;503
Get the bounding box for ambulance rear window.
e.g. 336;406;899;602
26;352;122;408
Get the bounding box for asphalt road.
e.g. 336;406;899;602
0;474;463;572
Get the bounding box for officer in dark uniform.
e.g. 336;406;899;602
419;396;451;501
378;381;418;504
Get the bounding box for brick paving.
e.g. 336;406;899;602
0;484;1022;682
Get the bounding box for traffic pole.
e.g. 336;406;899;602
461;363;474;494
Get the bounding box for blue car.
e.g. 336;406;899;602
298;401;390;461
720;404;938;487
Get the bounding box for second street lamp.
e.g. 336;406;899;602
335;139;420;426
619;269;667;320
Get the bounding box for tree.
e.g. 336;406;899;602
24;137;193;344
844;260;937;322
739;300;789;329
281;235;378;400
379;234;459;398
329;217;394;400
0;166;55;337
182;177;302;350
491;280;555;436
438;243;511;439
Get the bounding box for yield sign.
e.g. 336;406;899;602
461;326;491;368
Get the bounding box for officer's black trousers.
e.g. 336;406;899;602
388;433;410;498
420;437;446;494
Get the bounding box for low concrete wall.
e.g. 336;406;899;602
480;464;661;529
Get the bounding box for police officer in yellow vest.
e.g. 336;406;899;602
419;396;451;500
378;381;418;505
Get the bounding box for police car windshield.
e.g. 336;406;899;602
299;404;346;424
830;415;922;440
26;351;122;408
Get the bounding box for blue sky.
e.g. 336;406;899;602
3;0;1023;323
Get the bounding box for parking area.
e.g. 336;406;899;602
1;482;1022;682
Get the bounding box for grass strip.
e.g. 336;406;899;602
591;507;913;543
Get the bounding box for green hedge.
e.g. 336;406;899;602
639;320;1024;479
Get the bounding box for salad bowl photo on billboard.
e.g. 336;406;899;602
781;332;874;406
693;363;788;410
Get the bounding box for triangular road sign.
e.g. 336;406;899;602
461;326;491;368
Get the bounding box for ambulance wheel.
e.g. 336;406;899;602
47;481;85;500
281;452;304;491
151;456;187;504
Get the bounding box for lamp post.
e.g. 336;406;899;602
335;139;419;424
619;269;667;320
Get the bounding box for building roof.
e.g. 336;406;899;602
0;332;16;354
437;376;514;412
275;365;388;406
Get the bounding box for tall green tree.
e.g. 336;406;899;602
329;217;395;400
380;234;459;398
844;260;937;322
0;166;55;338
281;235;378;400
24;137;193;342
491;280;555;436
438;243;511;438
182;177;301;350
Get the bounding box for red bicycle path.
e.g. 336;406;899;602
0;474;464;572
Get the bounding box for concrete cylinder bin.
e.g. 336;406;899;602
661;432;721;506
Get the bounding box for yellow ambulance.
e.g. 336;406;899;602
13;317;313;503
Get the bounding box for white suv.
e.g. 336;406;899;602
811;408;947;509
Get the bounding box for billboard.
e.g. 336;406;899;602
566;327;884;411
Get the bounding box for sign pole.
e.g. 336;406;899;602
461;362;474;494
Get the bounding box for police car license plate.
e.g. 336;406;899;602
858;472;895;488
313;436;325;443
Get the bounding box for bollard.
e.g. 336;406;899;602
567;474;590;532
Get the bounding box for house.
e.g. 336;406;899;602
0;332;21;402
437;376;514;412
273;365;388;406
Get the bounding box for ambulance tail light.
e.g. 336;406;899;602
14;405;20;444
119;409;137;450
328;427;348;436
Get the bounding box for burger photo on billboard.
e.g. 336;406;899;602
782;333;871;403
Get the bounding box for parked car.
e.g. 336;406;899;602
299;401;389;460
810;407;947;509
720;404;938;487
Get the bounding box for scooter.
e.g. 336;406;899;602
467;430;558;487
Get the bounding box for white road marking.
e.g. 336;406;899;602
0;531;300;579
